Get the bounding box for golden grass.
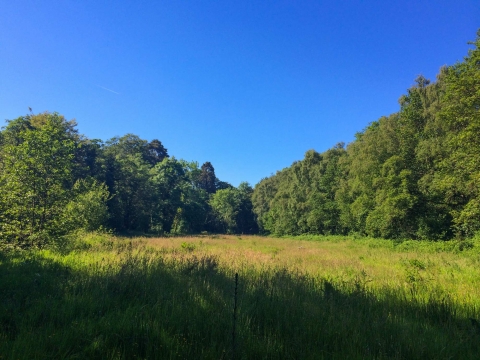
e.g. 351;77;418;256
135;234;480;307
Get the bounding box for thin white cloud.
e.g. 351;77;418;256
95;84;120;95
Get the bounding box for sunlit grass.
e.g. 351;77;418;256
1;233;479;359
141;234;480;307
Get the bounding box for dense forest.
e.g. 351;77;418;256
253;30;480;240
0;115;258;247
1;30;479;246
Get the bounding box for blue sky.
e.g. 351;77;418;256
1;1;478;186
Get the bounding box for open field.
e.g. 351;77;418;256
1;234;480;359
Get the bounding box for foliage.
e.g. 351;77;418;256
0;113;76;247
254;146;346;236
1;30;480;243
0;112;244;244
197;161;217;194
210;182;257;234
61;179;110;232
435;30;480;237
252;30;480;240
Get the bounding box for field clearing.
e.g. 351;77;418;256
144;234;480;306
1;234;480;359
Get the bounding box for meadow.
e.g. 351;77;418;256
1;233;480;359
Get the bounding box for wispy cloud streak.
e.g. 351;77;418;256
95;84;120;94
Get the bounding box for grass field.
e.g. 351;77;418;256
1;233;480;359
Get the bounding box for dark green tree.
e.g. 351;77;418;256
146;139;169;166
198;161;217;194
236;182;258;234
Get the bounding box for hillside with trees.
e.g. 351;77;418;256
252;30;480;240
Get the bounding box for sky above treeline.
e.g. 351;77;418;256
1;1;479;187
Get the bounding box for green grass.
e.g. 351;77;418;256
1;233;480;359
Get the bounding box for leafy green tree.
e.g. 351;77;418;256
235;182;258;234
436;30;480;236
216;180;233;191
61;179;110;232
72;138;105;181
252;173;282;233
210;188;242;233
364;156;417;238
149;158;189;233
0;113;76;246
103;134;168;167
173;161;210;234
108;153;153;232
99;134;171;232
336;115;400;235
253;146;345;236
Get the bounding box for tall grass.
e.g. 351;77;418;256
1;233;479;359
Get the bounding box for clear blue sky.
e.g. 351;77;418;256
1;1;478;186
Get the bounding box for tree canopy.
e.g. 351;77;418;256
252;30;480;240
1;30;479;246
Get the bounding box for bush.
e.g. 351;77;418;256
60;179;110;233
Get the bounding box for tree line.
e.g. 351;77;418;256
0;114;257;247
252;30;480;240
1;30;478;246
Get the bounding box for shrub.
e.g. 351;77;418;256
60;179;110;233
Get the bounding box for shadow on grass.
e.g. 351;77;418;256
0;247;479;359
